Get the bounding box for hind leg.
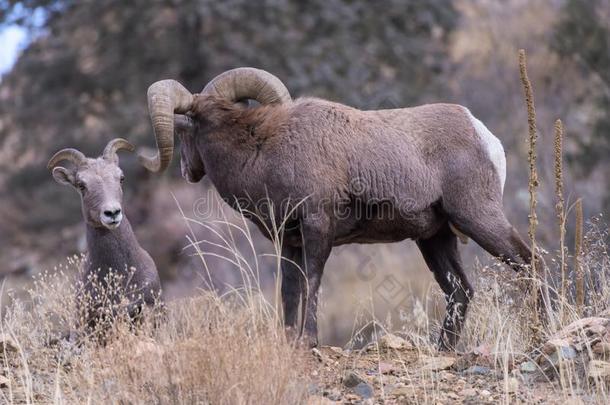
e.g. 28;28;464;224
417;224;473;351
281;244;305;333
447;201;532;272
447;201;549;329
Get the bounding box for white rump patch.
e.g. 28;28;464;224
464;108;506;193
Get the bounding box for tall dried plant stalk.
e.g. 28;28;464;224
554;119;567;316
518;49;542;339
519;49;539;264
574;198;584;314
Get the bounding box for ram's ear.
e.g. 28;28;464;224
52;167;76;187
174;114;195;136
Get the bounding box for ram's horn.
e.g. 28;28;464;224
139;80;194;172
202;67;291;105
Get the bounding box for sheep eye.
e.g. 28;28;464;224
77;182;87;192
120;175;125;183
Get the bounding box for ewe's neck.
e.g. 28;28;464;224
85;217;139;272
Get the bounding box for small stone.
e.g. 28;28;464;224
592;342;610;357
353;382;374;399
542;338;571;355
504;377;519;393
390;386;411;397
307;395;335;405
554;345;578;361
307;383;320;394
439;371;456;381
0;375;8;388
378;361;397;374
325;388;342;401
446;392;459;400
420;355;456;371
463;365;491;375
343;371;365;388
312;348;324;362
519;361;537;373
588;360;610;379
379;333;410;350
0;334;18;354
480;389;492;397
327;346;346;356
459;388;477;397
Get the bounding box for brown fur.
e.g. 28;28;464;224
50;144;162;333
178;95;531;350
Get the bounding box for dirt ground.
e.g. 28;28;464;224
304;341;598;404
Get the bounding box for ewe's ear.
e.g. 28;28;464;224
52;167;75;186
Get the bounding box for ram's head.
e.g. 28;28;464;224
138;68;291;182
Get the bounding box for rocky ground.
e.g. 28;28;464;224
304;317;610;404
1;317;610;404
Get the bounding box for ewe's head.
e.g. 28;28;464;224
48;138;134;230
138;67;291;182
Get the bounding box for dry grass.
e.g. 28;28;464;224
0;51;609;404
0;252;307;404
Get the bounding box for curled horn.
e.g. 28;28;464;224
141;68;290;173
47;148;86;170
103;138;135;161
138;80;195;172
202;67;291;104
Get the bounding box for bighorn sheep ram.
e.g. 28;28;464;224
140;68;532;350
48;139;162;332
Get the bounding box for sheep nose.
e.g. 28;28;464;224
103;208;121;220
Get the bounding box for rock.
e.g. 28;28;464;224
379;333;410;350
446;392;460;400
480;389;492;397
353;382;374;399
327;346;346;356
592;342;610;358
378;361;397;374
519;361;538;373
324;388;342;401
542;338;571;355
504;376;519;393
458;388;477;397
307;395;335;405
420;355;456;371
343;371;365;388
463;365;491;375
390;386;411;397
473;343;492;357
0;334;18;354
312;348;324;363
0;375;8;388
539;344;578;372
550;317;610;351
307;383;320;394
587;360;610;379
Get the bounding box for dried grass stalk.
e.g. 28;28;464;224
575;198;584;313
518;49;542;336
518;49;539;263
554;119;567;315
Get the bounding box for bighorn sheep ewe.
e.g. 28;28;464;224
139;68;532;350
48;139;162;331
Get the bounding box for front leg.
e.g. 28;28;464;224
299;215;333;348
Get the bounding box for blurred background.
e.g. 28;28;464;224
0;0;608;345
